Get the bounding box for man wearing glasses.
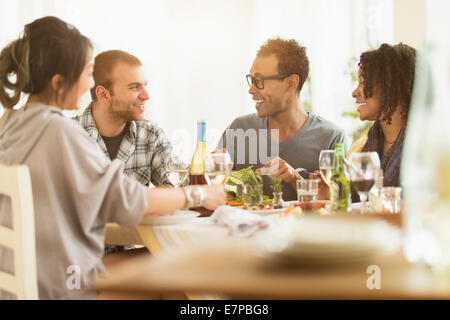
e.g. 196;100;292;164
217;37;349;201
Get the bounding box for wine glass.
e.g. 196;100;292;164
348;152;381;214
205;151;233;185
318;150;335;186
165;157;189;188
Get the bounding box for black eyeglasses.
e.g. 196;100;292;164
246;74;289;90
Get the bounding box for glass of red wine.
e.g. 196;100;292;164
349;152;381;214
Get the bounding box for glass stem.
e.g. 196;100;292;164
359;191;368;214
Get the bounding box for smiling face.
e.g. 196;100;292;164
248;54;289;118
108;62;149;122
352;68;381;121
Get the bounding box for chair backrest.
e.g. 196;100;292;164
0;164;38;299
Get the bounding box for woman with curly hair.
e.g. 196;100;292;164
351;42;416;187
314;43;416;200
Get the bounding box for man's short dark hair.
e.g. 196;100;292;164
90;50;142;101
257;37;309;93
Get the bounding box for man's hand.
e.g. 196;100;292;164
257;157;302;190
309;170;330;200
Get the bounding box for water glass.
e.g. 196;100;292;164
242;184;263;208
381;187;402;214
296;179;319;202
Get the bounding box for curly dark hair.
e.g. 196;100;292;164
359;43;416;125
257;37;309;94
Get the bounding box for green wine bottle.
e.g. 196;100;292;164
330;143;351;212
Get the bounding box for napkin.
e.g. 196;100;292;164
210;205;271;237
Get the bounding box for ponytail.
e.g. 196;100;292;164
0;36;31;109
0;16;92;110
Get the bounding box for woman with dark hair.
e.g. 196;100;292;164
0;16;225;299
351;42;416;187
314;43;416;200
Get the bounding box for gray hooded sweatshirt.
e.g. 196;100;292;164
0;103;148;299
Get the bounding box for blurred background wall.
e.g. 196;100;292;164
0;0;446;162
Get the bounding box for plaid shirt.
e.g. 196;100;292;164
74;104;174;187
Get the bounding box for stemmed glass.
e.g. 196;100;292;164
348;152;381;214
205;151;233;185
165;156;189;188
318;150;335;186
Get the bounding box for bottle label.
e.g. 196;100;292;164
330;180;339;206
330;177;351;211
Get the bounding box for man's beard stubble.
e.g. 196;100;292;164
108;98;137;123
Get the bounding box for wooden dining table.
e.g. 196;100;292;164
104;216;230;299
100;212;450;299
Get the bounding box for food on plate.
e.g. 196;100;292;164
225;167;288;210
227;200;243;207
228;166;262;187
280;206;304;217
226;166;263;208
246;203;273;211
226;191;272;208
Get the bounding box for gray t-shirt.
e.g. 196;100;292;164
217;112;349;200
0;104;148;299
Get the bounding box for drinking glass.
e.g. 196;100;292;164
381;187;402;214
165;157;189;188
242;183;263;209
319;150;334;186
296;179;319;202
348;152;381;214
205;151;233;185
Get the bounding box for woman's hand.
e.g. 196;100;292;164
202;184;226;210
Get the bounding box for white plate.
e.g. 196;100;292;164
140;210;200;225
247;207;287;216
246;201;295;215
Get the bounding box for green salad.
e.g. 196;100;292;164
226;166;272;207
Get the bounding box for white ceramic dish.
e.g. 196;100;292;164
246;207;287;216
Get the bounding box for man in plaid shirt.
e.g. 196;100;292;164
74;50;176;254
75;50;174;187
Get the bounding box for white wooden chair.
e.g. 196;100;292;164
0;164;38;299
